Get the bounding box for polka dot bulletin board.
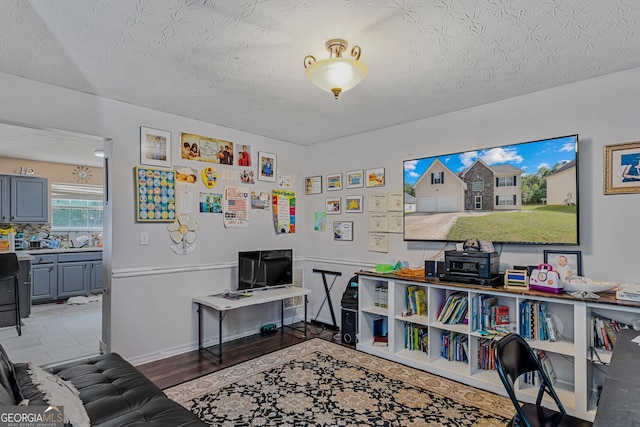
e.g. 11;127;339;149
135;166;176;222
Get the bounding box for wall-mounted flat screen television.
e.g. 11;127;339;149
403;135;579;245
238;249;293;291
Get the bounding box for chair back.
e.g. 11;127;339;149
0;253;19;281
495;333;566;427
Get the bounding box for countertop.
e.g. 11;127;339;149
14;247;102;261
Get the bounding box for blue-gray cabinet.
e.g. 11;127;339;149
31;251;102;302
90;259;103;294
0;175;48;223
31;254;57;302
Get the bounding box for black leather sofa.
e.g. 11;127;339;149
0;345;207;426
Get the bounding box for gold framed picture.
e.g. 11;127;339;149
604;141;640;194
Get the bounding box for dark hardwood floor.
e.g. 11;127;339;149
137;322;343;390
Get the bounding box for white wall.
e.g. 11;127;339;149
304;68;640;327
2;67;639;362
0;72;307;363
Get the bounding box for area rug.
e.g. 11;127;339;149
165;338;514;426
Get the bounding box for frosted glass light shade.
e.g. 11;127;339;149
305;58;368;99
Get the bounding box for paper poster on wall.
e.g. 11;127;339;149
135;166;176;222
240;169;255;184
177;186;194;213
199;192;222;213
273;189;296;233
221;169;237;181
314;212;326;231
251;191;271;210
278;173;294;188
223;186;249;228
181;133;234;164
387;192;403;211
368;213;389;232
388;212;404;233
368;193;388;212
368;232;389;253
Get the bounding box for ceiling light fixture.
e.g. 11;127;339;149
94;149;104;158
304;39;368;100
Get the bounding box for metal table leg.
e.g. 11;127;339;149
304;295;308;338
218;310;224;363
197;303;203;351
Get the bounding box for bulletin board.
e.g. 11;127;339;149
135;166;176;222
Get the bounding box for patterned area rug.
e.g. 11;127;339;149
165;338;514;426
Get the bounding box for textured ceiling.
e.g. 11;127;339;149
1;0;640;164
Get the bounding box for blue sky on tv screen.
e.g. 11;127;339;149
404;135;577;185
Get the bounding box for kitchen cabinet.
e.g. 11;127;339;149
31;254;57;302
58;261;90;298
31;250;102;302
90;260;103;294
0;175;48;223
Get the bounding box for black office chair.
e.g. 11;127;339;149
495;333;592;427
0;253;21;336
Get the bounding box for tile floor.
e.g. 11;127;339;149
0;300;102;367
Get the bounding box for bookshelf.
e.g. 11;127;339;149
357;271;640;422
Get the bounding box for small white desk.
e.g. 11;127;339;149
193;286;311;363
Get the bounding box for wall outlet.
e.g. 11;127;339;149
139;232;149;246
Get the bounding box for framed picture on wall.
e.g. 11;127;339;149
604;141;640;194
325;197;341;214
346;170;364;188
326;173;343;191
258;151;276;182
305;176;322;195
333;221;353;241
134;166;176;222
345;195;363;213
140;126;171;167
366;167;385;187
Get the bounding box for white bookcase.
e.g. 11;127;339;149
357;272;640;422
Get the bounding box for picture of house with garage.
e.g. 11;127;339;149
412;158;524;213
404;155;577;243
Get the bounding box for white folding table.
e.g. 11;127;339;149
193;286;311;363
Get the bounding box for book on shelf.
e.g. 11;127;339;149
518;300;556;341
437;292;467;324
405;286;427;316
373;335;388;347
374;285;388;308
477;338;498;370
403;323;428;353
441;331;468;362
493;305;510;326
538;350;557;385
591;314;630;351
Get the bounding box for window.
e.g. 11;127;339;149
472;178;484;191
51;183;103;230
496;176;517;187
496;195;517;206
431;172;444;184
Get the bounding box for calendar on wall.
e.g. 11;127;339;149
135;166;176;222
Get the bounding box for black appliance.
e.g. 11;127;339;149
443;250;502;286
340;275;359;345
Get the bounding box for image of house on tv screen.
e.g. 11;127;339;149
403;135;578;245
